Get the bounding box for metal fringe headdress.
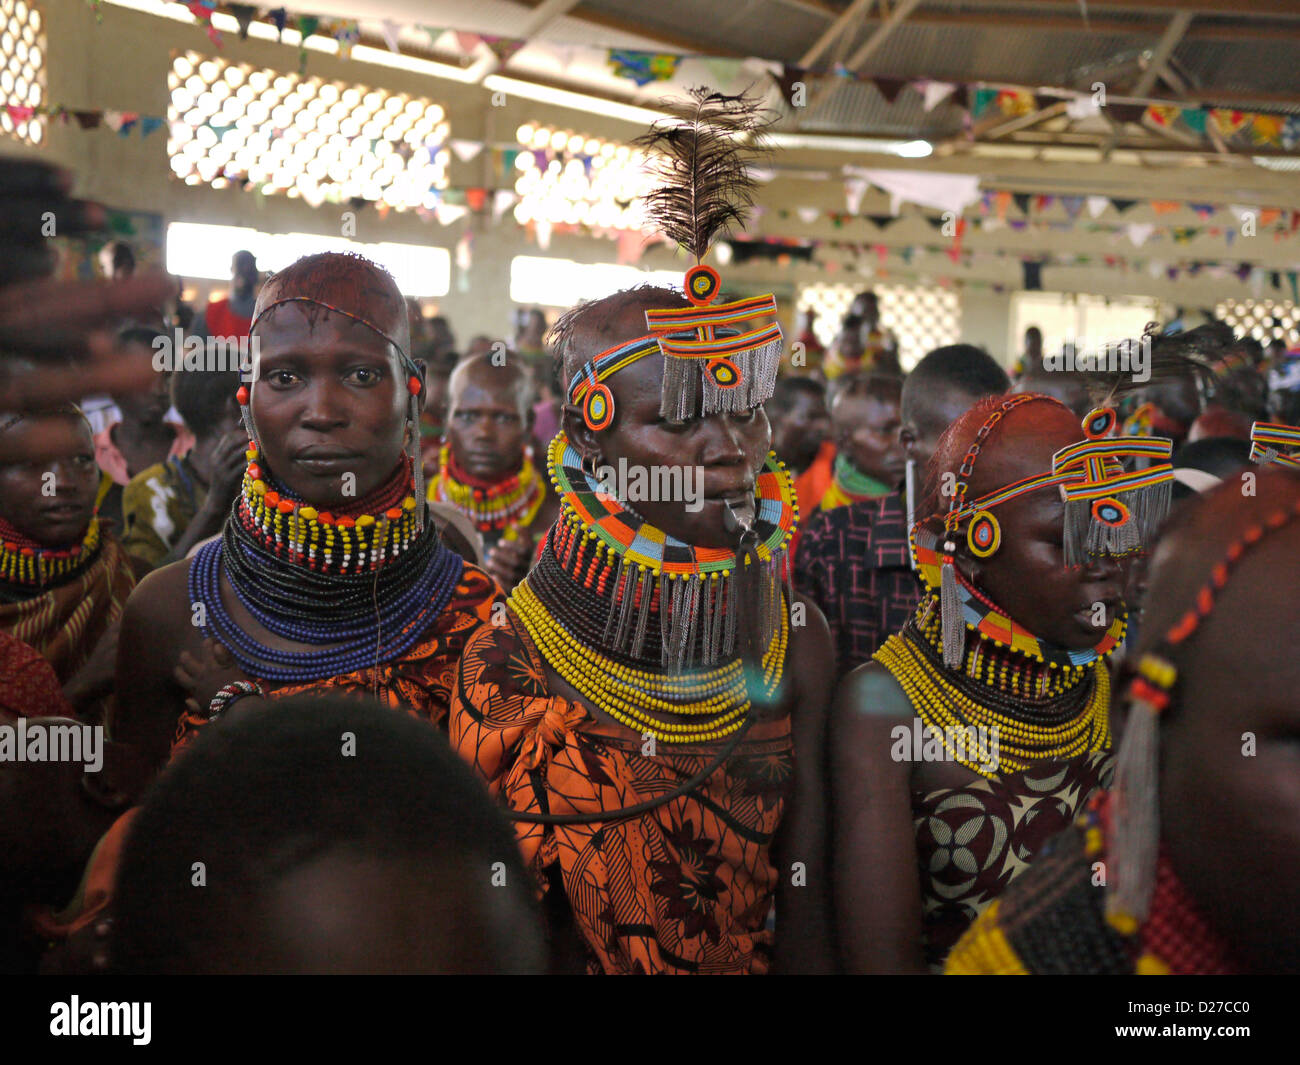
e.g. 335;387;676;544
921;394;1175;669
566;88;783;428
636;88;782;419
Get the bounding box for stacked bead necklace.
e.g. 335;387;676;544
823;453;890;506
432;442;544;536
507;433;798;744
189;446;464;683
0;514;100;590
874;597;1112;778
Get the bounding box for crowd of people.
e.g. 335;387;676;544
1;107;1297;977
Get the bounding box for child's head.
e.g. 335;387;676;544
111;694;546;974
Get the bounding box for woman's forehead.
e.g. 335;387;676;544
254;305;398;361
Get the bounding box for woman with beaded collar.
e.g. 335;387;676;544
948;464;1300;975
0;406;139;718
113;252;500;776
25;254;503;957
449;90;835;974
831;392;1175;972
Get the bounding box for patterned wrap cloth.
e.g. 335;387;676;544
946;790;1240;975
450;611;794;975
0;629;75;718
915;749;1114;969
0;536;136;686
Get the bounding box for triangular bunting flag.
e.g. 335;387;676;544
873;77;907;105
1087;195;1109;219
492;189;516;221
921;80;955;112
865;214;898;229
453;31;481;55
449;139;483;163
380;19;400;53
1110;198;1137;214
140;116;164;137
1012;192;1031;215
481;35;525;64
229;3;255;39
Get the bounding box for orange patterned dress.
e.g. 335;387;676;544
33;564;502;942
450;611;794;975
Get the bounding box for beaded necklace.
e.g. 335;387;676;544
542;430;798;670
508;431;798;743
189;447;464;682
432;443;545;536
874;600;1112;778
821;454;890;509
0;514;101;589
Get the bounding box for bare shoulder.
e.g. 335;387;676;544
121;556;197;648
834;660;913;721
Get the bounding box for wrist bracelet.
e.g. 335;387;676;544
208;681;265;722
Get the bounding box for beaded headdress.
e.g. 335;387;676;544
1248;420;1300;469
565;88;782;430
1107;485;1300;929
922;393;1173;668
243;255;427;527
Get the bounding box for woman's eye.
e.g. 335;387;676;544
267;370;297;386
348;367;382;385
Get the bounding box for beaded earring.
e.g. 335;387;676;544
966;510;1000;559
236;385;259;452
406;372;424;528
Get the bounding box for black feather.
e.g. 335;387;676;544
634;86;775;263
1083;322;1228;405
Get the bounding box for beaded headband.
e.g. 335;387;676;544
1249;421;1300;469
243;294;427;526
1108;489;1300;930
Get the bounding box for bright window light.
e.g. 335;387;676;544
510;255;680;308
167;222;450;297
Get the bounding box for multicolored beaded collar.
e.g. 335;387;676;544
820;454;890;510
541;430;798;669
432;442;544;536
911;524;1126;671
239;444;421;573
0;514;100;588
